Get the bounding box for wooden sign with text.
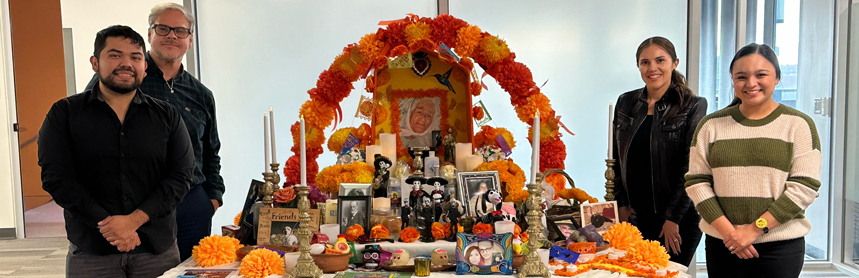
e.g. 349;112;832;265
257;208;321;245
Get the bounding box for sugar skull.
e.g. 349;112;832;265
391;249;410;266
431;248;449;266
362;245;383;269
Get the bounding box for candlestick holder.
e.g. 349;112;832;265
270;162;281;191
410;147;427;176
604;159;616;201
286;185;322;278
261;172;276;206
517;181;550;278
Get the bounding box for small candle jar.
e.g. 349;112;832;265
414;257;431;276
460;217;475;233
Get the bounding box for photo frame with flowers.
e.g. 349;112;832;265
455;232;513;275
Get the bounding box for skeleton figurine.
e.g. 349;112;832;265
404;176;428;229
372;154;392;198
418;195;435;242
446;198;464;241
427;177;447;221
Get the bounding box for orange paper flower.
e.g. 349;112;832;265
603;222;643;251
345;224;365;241
472;125;517;150
443;222;452;237
472;106;484;120
390;45;409;57
299;99;337;131
432;222;447;240
455;25;482;58
192;235;242;267
283;155;319;186
400;227;420;243
273;186;296;205
357;33;383;61
327;127;355;153
404;21;432;42
239;248;285;278
370;224;390;239
374;105;388;124
470;82;482;96
431;14;467;48
622;240;671;269
477;35;511;65
472;222;493;234
234;213;241;226
315;162;375;194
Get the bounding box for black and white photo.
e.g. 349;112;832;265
339;183;372;197
338;196;371;234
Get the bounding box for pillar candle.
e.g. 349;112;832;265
300;117;306;186
455;143;473;172
270;107;277;164
465;155;483;171
529;112;540;184
379;133;397;161
608;102;613;159
366;145;383;166
495;220;516;234
264;113;271;173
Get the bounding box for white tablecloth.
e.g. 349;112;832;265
159;248;690;278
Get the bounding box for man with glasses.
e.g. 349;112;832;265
86;3;224;261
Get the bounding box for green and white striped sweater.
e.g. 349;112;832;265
684;104;821;244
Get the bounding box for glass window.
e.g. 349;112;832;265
843;0;859;269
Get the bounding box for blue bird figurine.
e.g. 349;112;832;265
432;68;456;94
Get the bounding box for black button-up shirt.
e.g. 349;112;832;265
38;86;195;255
86;53;225;205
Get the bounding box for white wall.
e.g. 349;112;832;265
60;0;182;94
0;3;15;229
196;0;438;232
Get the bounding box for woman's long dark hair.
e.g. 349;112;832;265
636;36;694;119
728;43;782;106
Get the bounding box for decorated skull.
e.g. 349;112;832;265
362;245;383;269
431;248;449;266
391;249;410;266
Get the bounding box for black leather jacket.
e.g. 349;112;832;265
611;85;707;224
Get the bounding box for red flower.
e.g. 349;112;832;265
539;138;566;171
431;14;468;48
311;70;353;105
380;22;408;53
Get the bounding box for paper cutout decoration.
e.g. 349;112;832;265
549;245;580;264
473;101;492;127
355;95;374;121
388;53;413;69
438;42;460;62
339;133;360;157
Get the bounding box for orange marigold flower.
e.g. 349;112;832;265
374;105;388;124
431;14;468;48
234;213;241;226
404;21;432;43
603;222;643;251
330;49;361;82
370;224;390;239
478;35;511;65
472;222;494;234
520;231;529;243
357;33;384;61
390;45;409;58
299;99;336;130
400;227;420;243
443;222;452;238
192;235;242;267
373;55;388;70
365;75;376;93
345;224;365;241
313;70;353;105
408;38;437;52
539;138;567;171
470;82;482;96
514;93;553;123
283;155;319;187
474;159;527;202
291;120;326;153
472;125;517;150
380;22;408;52
492;62;537;101
315;162;374;194
472;106;484;120
455;25;482;58
432;222;447;240
622;240;670;269
545;173;566;198
327;127;357;153
459;57;474;71
239;248;285;278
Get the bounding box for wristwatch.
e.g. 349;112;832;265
755;218;769;234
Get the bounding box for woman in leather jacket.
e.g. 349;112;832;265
612;37;706;266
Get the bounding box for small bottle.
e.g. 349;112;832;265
424;151;440;178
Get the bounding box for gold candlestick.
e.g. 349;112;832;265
270;162;281;191
286;185;322;278
517;181;550;278
262;172;275;206
604;159;616;201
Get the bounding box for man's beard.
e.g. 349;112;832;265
99;66;140;94
151;47;183;63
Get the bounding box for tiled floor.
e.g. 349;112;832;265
0;237;67;277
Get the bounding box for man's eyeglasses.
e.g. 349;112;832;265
151;24;192;38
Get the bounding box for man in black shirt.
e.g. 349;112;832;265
85;3;225;260
39;25;194;277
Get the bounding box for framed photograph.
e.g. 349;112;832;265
340;183;372;197
338;196;371;234
396;94;445;149
580;201;619;234
455;233;513;275
236;179;263;245
547;215;581;241
456;171;500;216
257;208;321;245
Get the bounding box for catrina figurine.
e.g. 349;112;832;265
427;177;447;221
372;154;392;198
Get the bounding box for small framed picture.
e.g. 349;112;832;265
455;233;513;275
548;215;580;241
338;196;371;234
456;171;500;216
340;183;372;197
580;201;618;234
257;208;321;245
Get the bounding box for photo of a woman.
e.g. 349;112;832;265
612;36;706;267
399;97;441;148
465;246;483;265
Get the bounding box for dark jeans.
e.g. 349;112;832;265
176;185;214;260
632;208;702;266
706;235;805;278
66;241;180;278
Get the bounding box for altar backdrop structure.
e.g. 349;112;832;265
196;0;687;233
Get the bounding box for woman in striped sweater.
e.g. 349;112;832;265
685;43;821;277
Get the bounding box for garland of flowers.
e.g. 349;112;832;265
283;14;568;191
474;159;528;202
315;162;375;195
552;255;678;278
327;123;372;153
472;125;516;150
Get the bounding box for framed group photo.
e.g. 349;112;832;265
547;215;580;241
338;196;371;234
456;171;500;216
580;201;619;234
